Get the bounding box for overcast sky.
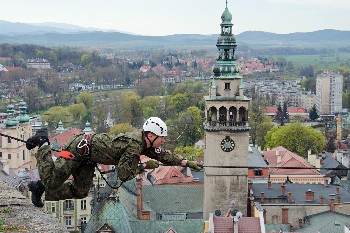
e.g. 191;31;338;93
2;0;349;36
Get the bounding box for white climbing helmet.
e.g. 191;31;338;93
143;117;168;136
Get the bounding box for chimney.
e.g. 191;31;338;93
263;209;267;224
315;157;321;171
260;192;265;203
136;175;151;220
330;198;335;212
336;195;341;203
335;186;340;194
324;179;329;187
298;218;303;228
305;189;315;201
0;160;10;175
233;216;239;233
250;197;255;217
288;192;292;203
281;183;286;195
276;150;281;164
319;196;324;204
268;180;272;189
248;180;253;191
281;208;288;224
136;176;143;220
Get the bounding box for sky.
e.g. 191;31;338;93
2;0;350;36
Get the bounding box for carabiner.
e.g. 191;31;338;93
77;138;88;148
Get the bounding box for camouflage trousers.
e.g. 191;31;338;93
35;133;120;201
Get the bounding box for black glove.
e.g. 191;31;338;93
135;166;145;174
144;160;159;169
186;161;203;171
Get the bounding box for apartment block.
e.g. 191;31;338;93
316;71;343;115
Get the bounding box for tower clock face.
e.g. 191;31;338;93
220;136;235;152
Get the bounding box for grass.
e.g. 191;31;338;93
282;52;350;70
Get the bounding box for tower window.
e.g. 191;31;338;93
225;83;231;90
254;168;262;176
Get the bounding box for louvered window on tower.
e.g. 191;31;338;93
254;168;262;176
225;83;230;90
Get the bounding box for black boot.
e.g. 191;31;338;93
26;129;50;150
28;180;45;207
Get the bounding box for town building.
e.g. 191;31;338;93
203;2;250;217
26;58;51;69
0;102;34;173
316;71;343;115
263;146;325;185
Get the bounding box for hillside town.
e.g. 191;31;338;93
1;1;350;233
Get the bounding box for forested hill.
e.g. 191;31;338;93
0;19;350;49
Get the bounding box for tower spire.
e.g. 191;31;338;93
226;0;228;8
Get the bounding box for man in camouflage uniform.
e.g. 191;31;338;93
27;117;203;207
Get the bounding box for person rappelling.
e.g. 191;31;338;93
25;117;203;207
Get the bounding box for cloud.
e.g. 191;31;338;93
267;0;350;9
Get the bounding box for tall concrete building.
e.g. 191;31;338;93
203;1;250;218
316;71;343;115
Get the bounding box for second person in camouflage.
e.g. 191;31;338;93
27;117;203;207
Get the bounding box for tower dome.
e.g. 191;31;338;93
5;104;18;128
16;101;30;123
221;5;232;23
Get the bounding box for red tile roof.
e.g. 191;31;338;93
50;128;83;157
140;155;193;185
238;217;261;233
5;66;25;72
264;146;319;175
213;216;233;233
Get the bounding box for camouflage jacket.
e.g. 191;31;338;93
82;130;184;182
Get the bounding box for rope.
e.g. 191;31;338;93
1;132;348;185
158;163;350;171
0;131;121;188
0;131;62;153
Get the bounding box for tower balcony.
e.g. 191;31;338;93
204;120;250;131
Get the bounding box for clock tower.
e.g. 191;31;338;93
203;1;250;218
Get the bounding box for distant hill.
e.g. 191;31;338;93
0;20;350;49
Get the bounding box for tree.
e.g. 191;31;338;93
174;146;204;160
22;86;41;113
76;92;94;110
325;136;336;153
91;104;109;133
139;96;162;119
248;99;269;146
42;106;73;131
113;91;143;128
282;101;289;123
136;77;163;98
264;123;326;157
309;104;319;121
109;123;135;135
274;104;285;126
256;121;274;149
169;106;203;147
67;103;87;127
300;77;316;93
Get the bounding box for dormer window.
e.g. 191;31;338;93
225;83;230;90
